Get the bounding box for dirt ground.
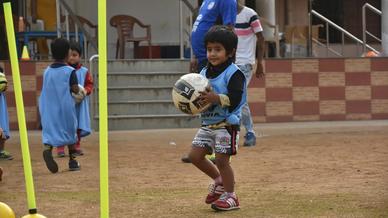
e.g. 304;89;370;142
0;121;388;218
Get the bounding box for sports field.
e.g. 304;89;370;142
0;121;387;217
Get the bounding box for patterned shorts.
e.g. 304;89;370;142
192;126;239;155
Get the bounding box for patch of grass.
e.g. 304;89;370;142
2;188;387;217
42;190;100;203
242;191;388;217
109;188;388;217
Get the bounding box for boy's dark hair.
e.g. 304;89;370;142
0;66;3;73
51;38;70;61
69;41;82;56
204;25;238;55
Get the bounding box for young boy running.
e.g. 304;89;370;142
188;25;246;211
39;38;81;173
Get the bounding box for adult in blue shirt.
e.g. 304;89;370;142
190;0;237;73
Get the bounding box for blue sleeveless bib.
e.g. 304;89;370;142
200;63;247;125
0;93;10;139
39;66;77;146
75;66;91;137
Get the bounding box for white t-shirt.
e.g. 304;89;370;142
235;6;263;65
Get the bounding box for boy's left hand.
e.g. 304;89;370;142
199;90;220;105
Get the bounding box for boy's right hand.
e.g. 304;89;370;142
199;90;220;105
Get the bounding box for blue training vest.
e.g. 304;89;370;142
39;65;77;146
0;93;10;139
200;63;246;126
75;66;91;137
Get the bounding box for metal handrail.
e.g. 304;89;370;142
311;9;376;57
181;0;195;13
362;3;381;53
312;38;341;57
179;0;194;59
89;54;99;129
57;0;98;52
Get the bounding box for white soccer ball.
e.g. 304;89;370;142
0;72;8;93
172;73;212;115
71;84;86;104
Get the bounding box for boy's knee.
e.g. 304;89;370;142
188;150;206;164
188;152;199;163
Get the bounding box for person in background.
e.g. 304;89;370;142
235;0;265;146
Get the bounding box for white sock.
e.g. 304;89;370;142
226;192;236;198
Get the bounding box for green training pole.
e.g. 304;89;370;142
3;2;45;217
98;0;109;217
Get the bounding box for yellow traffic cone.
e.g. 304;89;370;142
21;45;30;61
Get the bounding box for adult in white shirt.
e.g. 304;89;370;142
235;1;265;146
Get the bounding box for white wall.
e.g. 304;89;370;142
67;0;197;59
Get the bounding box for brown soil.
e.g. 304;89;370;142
0;124;387;217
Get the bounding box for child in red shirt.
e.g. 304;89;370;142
57;42;93;157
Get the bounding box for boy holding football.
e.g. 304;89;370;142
188;25;246;211
39;38;81;173
56;41;93;157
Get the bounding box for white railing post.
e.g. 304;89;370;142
65;9;70;40
179;0;184;59
56;0;61;38
179;0;194;60
89;54;99;130
382;0;388;56
362;4;367;53
362;3;382;54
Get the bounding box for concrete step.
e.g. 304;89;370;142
106;86;173;101
93;114;200;130
106;71;184;86
106;59;190;72
106;100;180;115
90;59;193;130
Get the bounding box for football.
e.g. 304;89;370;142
172;73;211;115
0;72;8;93
72;84;86;103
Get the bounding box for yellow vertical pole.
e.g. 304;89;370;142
98;0;109;217
3;2;45;217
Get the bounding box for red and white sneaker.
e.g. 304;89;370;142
211;193;240;211
205;183;224;204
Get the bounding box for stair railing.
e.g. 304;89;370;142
311;9;377;57
56;0;98;58
179;0;195;59
89;54;99;130
362;3;381;54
